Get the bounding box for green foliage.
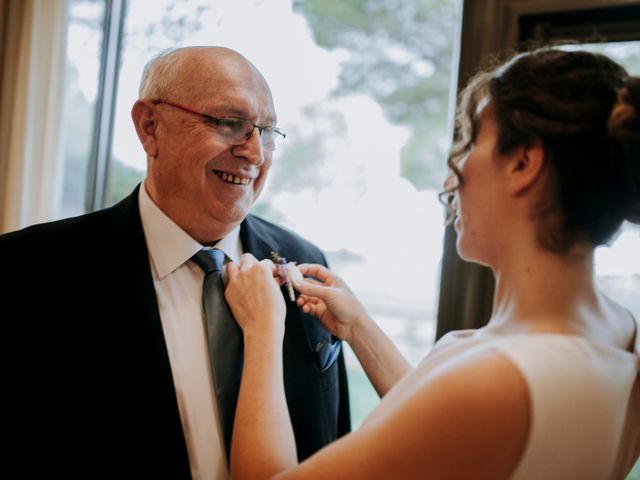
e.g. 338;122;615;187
293;0;460;189
270;140;326;193
269;103;346;195
106;159;145;207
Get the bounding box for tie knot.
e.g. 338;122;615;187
192;248;226;275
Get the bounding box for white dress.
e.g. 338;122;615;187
370;319;639;479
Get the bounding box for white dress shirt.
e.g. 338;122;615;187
138;184;242;480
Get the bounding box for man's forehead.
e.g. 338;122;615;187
208;95;274;118
184;49;266;88
197;81;275;120
172;48;276;119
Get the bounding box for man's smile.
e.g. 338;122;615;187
213;169;252;185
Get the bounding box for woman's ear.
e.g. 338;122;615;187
131;100;159;158
507;141;545;196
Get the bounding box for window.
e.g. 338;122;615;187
59;0;105;218
59;0;127;217
57;3;638;457
58;0;463;426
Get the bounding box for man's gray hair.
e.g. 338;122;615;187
138;47;197;99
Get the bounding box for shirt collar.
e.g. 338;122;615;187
138;183;242;279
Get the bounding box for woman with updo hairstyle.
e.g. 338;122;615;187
221;48;640;479
447;48;640;252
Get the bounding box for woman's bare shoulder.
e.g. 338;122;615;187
285;347;531;480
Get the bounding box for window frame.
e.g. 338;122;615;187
85;0;127;213
80;0;640;339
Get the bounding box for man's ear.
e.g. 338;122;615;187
131;100;159;158
507;141;545;195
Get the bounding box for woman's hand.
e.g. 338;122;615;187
225;253;286;341
227;255;298;479
294;264;369;343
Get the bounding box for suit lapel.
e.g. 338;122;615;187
239;215;340;377
95;187;169;372
240;215;280;260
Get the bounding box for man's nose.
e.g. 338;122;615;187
232;129;265;165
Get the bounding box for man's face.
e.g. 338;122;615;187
146;51;277;244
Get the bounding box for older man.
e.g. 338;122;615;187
1;47;349;479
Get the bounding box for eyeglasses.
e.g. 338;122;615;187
438;168;461;226
151;99;286;151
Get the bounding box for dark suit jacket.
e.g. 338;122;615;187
1;187;350;479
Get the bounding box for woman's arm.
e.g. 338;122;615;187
225;255;297;479
231;331;297;478
226;256;530;480
295;264;411;396
280;348;530;480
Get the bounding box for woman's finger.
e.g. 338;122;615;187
258;259;282;285
296;295;320;314
238;253;258;270
296;294;317;306
297;263;332;283
300;276;324;286
293;278;334;299
226;261;239;280
258;258;276;272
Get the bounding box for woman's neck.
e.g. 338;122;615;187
488;241;599;334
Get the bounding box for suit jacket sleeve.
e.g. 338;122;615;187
0;189;192;478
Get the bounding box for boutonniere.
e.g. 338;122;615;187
271;251;303;302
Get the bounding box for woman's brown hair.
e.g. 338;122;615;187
445;48;640;251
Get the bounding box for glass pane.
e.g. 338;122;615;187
109;0;462;427
628;458;640;480
597;221;640;321
107;0;218;206
59;0;105;219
